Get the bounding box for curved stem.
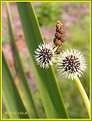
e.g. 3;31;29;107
74;76;90;117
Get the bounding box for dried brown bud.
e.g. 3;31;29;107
57;21;61;24
56;21;63;29
53;21;66;54
60;34;65;42
56;24;61;30
54;39;62;46
56;21;63;26
59;27;65;34
55;32;61;39
56;21;62;29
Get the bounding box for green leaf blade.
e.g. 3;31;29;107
17;2;68;118
2;53;29;119
6;3;39;118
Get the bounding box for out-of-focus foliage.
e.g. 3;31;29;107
33;2;63;26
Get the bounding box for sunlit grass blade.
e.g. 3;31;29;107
6;3;39;118
17;2;68;118
2;53;29;118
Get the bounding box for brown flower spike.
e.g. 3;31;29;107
53;21;65;54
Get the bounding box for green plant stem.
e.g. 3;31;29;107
74;76;90;117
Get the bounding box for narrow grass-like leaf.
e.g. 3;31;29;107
2;53;29;118
17;2;68;118
6;3;39;118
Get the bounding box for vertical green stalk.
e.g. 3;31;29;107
74;76;90;117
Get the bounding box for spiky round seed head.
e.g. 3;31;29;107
57;49;86;80
34;44;54;69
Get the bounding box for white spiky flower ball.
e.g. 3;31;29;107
57;49;86;80
34;43;54;69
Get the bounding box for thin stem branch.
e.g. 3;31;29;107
74;76;90;117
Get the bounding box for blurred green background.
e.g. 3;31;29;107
2;2;90;118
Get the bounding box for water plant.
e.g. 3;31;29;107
2;2;90;119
